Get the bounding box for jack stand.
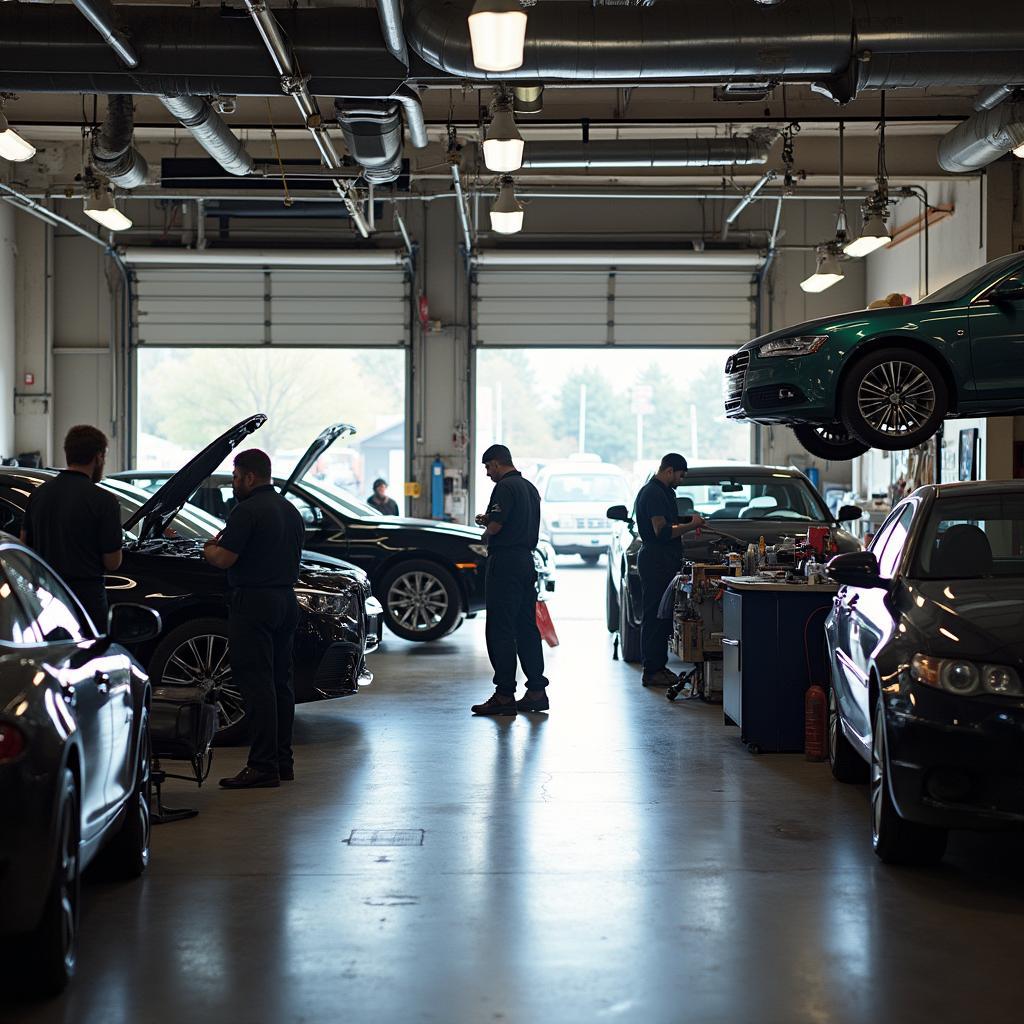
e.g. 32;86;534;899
151;759;199;825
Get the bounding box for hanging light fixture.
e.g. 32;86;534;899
490;175;524;234
802;120;848;293
483;93;524;173
468;0;528;73
0;109;36;163
844;92;893;258
84;186;133;232
1013;142;1024;158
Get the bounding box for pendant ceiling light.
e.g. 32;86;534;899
844;92;893;258
800;243;846;293
468;0;528;72
0;110;36;163
84;186;133;231
483;95;524;173
490;175;524;234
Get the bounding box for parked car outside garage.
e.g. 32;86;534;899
826;481;1024;865
723;252;1024;459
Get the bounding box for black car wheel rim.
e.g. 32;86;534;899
58;794;78;975
162;634;244;729
857;361;936;437
870;704;884;843
814;424;856;445
828;688;838;763
387;571;449;632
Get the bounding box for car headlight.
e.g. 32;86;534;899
296;589;357;621
757;335;829;358
910;654;1023;697
468;544;489;559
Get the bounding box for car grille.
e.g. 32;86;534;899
723;350;750;417
568;517;609;530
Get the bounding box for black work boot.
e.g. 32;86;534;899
471;692;518;716
516;690;550;712
219;766;280;789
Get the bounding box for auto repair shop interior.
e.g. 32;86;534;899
2;1;1024;1021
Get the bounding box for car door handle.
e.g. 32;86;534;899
95;671;110;694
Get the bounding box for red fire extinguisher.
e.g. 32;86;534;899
804;684;827;761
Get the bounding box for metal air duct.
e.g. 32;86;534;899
160;95;255;177
335;100;404;184
937;101;1024;173
518;133;775;170
376;0;409;67
91;95;148;190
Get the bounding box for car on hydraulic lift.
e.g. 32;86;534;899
605;463;863;663
723;252;1024;460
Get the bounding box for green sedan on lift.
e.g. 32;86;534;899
724;252;1024;459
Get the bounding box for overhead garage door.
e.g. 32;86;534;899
472;253;760;348
133;266;410;347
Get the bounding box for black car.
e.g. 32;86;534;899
606;463;863;662
826;481;1024;865
0;417;381;744
115;423;491;643
0;538;161;993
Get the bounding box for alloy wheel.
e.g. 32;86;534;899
138;718;152;868
58;796;78;977
856;361;936;438
827;688;838;765
870;704;885;843
387;571;450;633
161;634;244;729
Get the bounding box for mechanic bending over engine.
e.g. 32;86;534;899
633;453;704;687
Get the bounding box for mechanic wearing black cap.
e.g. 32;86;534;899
203;448;304;789
470;444;549;716
634;453;704;687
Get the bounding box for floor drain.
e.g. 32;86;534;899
346;829;425;847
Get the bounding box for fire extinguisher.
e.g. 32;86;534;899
804;684;827;761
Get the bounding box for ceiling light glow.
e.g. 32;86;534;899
84;189;133;232
490;176;524;234
0;112;36;163
468;0;528;73
483;104;525;173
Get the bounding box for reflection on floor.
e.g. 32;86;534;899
7;559;1024;1024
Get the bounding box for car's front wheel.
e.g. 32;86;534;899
581;552;601;565
871;699;947;865
841;347;948;451
792;423;870;460
380;560;462;642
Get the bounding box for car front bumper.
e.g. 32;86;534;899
549;531;612;555
724;349;838;424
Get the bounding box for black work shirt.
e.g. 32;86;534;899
218;485;304;589
23;470;123;585
367;493;400;516
485;470;541;551
635;477;682;558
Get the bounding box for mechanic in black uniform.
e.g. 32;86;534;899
471;444;550;716
21;424;123;632
634;453;704;687
204;449;304;790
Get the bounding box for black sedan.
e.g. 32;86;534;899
826;481;1024;865
1;538;161;994
114;424;490;643
0;418;381;744
606;463;863;662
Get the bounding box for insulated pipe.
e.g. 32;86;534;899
937;102;1024;173
160;95;256;177
92;95;149;190
975;84;1020;112
376;0;409;67
121;248;406;267
519;136;774;170
470;250;763;268
393;85;429;149
71;0;138;68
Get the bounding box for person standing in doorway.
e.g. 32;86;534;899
471;444;549;716
21;424;123;632
204;449;304;789
633;453;703;687
367;478;400;516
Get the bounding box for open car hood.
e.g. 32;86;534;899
280;422;356;497
123;413;267;540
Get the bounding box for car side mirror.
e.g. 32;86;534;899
985;279;1024;304
108;603;162;645
836;504;864;523
826;551;888;589
606;505;630;522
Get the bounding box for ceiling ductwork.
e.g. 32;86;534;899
518;133;775;170
937;100;1024;173
160;95;255;177
91;94;148;189
335;100;404;184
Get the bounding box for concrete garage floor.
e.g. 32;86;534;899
7;561;1024;1024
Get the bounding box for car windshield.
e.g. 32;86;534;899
920;253;1024;304
299;478;380;518
675;473;828;522
544;474;630;504
912;494;1024;579
101;481;218;541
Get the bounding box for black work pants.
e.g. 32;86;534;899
637;545;680;674
228;587;299;775
485;548;548;696
70;579;109;636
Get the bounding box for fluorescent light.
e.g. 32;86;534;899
1013;142;1024;158
0;112;36;163
84;189;133;232
800;249;845;293
490;176;524;234
483;105;524;173
468;0;528;72
843;212;892;257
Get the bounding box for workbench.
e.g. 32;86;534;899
721;577;838;754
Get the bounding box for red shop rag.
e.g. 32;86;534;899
536;601;560;648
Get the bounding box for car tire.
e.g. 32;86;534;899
605;571;620;634
870;699;948;866
581;552;601;565
618;585;642;664
841;347;948;451
380;560;462;642
792;423;870;461
149;619;249;746
25;768;80;996
96;707;152;879
828;685;868;784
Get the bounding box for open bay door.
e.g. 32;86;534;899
471;250;762;348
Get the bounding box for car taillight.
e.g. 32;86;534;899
0;723;26;762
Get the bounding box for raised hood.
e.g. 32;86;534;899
123;413;267;540
280;422;356;497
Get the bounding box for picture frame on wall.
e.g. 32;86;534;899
958;427;980;481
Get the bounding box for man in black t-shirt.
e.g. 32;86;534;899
21;425;123;632
204;449;304;790
470;444;549;717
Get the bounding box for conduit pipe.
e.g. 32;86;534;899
937;101;1024;173
70;0;138;68
519;134;775;170
92;95;148;190
722;169;776;239
160;95;256;177
121;247;406;267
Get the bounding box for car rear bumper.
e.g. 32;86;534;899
550;532;612;555
0;764;56;935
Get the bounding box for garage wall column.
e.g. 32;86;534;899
0;203;16;460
